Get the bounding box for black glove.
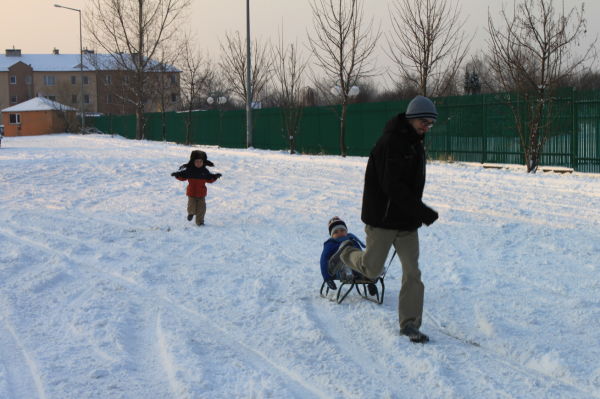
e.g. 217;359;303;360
170;172;177;177
420;203;439;226
214;173;222;179
326;280;337;290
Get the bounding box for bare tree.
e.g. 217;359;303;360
571;70;600;90
179;36;213;145
47;92;79;133
387;0;471;98
272;31;310;154
308;0;380;157
86;0;191;140
219;31;272;108
151;44;181;141
487;0;596;172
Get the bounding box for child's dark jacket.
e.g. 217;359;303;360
320;233;365;281
172;165;219;198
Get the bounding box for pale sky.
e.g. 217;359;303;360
1;0;598;86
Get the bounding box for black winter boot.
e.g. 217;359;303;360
401;324;429;343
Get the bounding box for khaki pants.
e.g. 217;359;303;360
341;225;423;329
187;196;206;225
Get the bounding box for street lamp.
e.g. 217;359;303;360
54;4;85;131
207;96;228;106
245;0;252;148
330;85;360;98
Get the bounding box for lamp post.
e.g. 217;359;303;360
245;0;252;148
54;4;85;131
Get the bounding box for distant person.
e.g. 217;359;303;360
171;150;221;226
329;95;439;343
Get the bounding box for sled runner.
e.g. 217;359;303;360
320;250;396;305
320;275;385;304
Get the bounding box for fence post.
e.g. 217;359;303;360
482;95;487;164
571;87;578;171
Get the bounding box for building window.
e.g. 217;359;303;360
105;75;112;85
123;75;129;84
84;94;90;104
170;75;177;86
25;76;32;85
72;94;77;104
9;113;21;124
44;75;56;85
83;76;90;85
10;96;17;104
106;94;113;104
71;76;77;84
9;76;16;84
171;93;178;103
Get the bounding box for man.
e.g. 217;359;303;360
329;95;439;343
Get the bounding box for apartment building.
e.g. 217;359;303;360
0;48;181;116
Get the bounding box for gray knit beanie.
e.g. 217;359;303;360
406;95;438;121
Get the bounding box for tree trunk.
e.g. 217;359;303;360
289;124;296;155
339;102;348;157
135;104;145;140
185;110;192;145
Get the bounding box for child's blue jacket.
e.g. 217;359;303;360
319;233;365;281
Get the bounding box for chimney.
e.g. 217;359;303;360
5;48;22;57
53;48;59;55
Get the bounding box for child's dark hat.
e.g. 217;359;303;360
189;150;214;167
190;150;207;161
328;216;347;237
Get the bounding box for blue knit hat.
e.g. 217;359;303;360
406;95;438;121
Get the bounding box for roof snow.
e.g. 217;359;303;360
0;53;180;72
0;54;89;72
2;97;77;112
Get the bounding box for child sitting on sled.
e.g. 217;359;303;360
320;216;366;290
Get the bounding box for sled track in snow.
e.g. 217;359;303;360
305;296;420;397
424;311;600;399
3;214;599;398
0;221;329;399
0;308;47;399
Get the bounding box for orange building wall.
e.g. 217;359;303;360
2;110;72;136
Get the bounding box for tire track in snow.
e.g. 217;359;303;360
1;222;329;399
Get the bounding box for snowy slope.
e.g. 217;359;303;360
0;134;599;399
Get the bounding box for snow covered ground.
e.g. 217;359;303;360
1;133;599;399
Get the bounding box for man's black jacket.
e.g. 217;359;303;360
361;112;437;230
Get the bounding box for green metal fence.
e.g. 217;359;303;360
90;89;600;173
